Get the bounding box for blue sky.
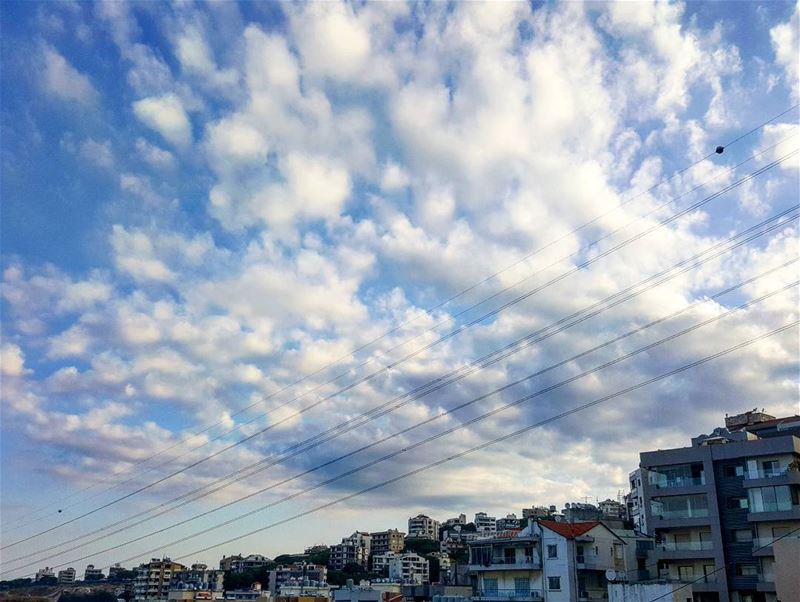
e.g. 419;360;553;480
1;0;799;579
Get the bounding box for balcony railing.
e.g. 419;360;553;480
474;589;544;601
653;508;710;520
658;540;713;551
749;502;799;513
660;575;718;584
489;556;536;565
745;468;791;480
649;475;705;489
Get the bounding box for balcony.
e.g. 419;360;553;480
650;475;705;489
474;589;543;601
469;556;542;571
744;468;800;488
659;540;713;551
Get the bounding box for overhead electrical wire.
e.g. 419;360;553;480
8;104;796;531
4;145;797;551
87;320;800;573
7;255;796;575
8;202;796;571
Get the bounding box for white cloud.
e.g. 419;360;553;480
110;225;175;282
41;44;98;105
133;93;192;148
770;1;800;100
135;138;176;170
1;343;28;377
77;138;114;169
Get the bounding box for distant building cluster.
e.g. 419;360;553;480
26;410;800;602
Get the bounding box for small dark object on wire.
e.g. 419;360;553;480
716;146;725;154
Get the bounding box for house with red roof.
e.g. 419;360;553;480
468;519;628;602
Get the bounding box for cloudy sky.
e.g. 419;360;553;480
1;0;799;578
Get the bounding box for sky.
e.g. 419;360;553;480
1;0;799;580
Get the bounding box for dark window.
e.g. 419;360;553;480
547;544;558;559
735;564;758;577
732;529;753;542
727;496;748;509
723;464;744;477
547;576;560;591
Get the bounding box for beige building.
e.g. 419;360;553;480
134;558;187;601
370;529;405;555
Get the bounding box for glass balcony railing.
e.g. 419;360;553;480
489;556;536;565
658;540;713;551
474;589;544;601
745;468;790;480
655;508;710;520
650;476;705;489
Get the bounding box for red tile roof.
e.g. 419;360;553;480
538;520;600;539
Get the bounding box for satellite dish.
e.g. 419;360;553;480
605;569;619;582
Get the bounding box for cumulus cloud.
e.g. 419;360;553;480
133;93;192;148
770;1;800;100
40;44;98;105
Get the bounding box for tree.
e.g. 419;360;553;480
403;538;439;555
107;570;137;583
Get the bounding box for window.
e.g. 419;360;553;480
762;460;780;477
482;578;498;593
732;529;753;542
547;576;561;591
736;564;758;577
748;485;795;512
727;496;749;510
723;464;744;477
514;578;529;594
547;544;558;559
678;566;693;581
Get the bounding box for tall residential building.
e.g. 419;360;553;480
468;520;627;601
134;558;187;601
330;532;372;569
35;567;55;582
626;469;648;534
85;564;105;581
268;563;327;595
387;552;429;585
497;514;521;531
370;529;406;555
474;513;497;537
171;564;224;592
408;515;440;540
58;568;76;584
219;554;271;573
639;410;800;602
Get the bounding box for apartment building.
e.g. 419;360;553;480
370;529;406;555
639;410;800;602
387;552;429;585
468;520;626;602
58;568;76;584
442;514;467;528
268;563;327;594
172;564;224;592
219;555;271;573
408;515;440;540
475;513;498;538
35;568;55;582
330;532;372;570
626;469;648;534
108;565;129;580
496;514;521;531
85;565;105;581
134;558;188;601
598;499;626;523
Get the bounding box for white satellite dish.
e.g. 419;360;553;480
605;569;618;582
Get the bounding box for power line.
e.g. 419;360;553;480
122;320;799;570
8;197;796;567
4;148;795;550
9;105;796;531
9;268;795;576
9;204;795;570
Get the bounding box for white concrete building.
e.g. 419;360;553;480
58;568;76;584
474;513;497;538
496;514;521;531
35;567;55;582
408;515;440;540
388;553;429;585
625;469;648;534
469;520;628;602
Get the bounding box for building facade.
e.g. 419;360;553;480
370;529;406;555
268;563;327;595
388;552;429;585
408;515;440;540
468;520;627;602
626;469;648;534
134;558;188;601
474;513;497;538
219;555;271;574
85;565;105;581
330;532;372;569
58;568;76;584
639;410;800;602
172;564;224;592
